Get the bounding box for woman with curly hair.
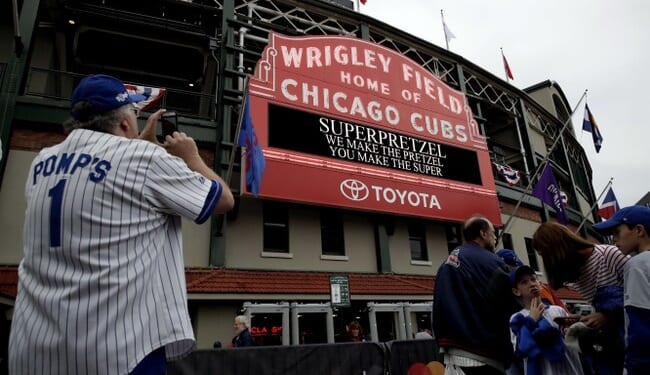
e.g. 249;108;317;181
532;222;629;375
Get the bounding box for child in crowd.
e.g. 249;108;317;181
509;265;582;374
496;249;568;311
593;205;650;375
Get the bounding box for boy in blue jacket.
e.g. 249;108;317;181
509;266;582;374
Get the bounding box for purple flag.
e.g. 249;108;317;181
238;94;266;197
532;162;568;224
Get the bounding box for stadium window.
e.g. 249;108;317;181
263;201;289;253
524;237;540;271
445;224;462;253
408;222;428;261
320;209;345;256
501;233;513;251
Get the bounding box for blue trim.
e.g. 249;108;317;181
129;347;166;375
195;180;221;224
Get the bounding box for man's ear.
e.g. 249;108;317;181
634;224;647;237
118;118;131;134
512;287;522;297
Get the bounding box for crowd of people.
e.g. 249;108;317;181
5;73;649;374
433;209;650;375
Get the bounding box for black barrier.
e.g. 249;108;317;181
167;342;386;375
384;339;440;375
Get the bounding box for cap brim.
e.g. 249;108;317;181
510;265;535;287
592;220;620;233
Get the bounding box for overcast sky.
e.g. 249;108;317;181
359;0;649;208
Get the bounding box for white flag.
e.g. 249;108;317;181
443;21;456;44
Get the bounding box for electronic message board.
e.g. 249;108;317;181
243;31;501;224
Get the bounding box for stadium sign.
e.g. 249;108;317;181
246;31;501;224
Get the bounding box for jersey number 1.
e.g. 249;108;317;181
48;179;66;247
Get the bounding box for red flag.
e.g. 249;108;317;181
360;0;367;4
502;53;514;80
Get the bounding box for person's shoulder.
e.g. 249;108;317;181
546;305;566;315
125;137;165;152
634;250;650;261
597;244;630;265
117;139;174;165
456;243;486;259
627;251;650;268
510;310;528;324
510;309;526;321
595;244;624;257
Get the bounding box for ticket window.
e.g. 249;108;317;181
243;302;290;346
367;302;406;342
332;302;370;342
290;303;334;345
404;302;433;339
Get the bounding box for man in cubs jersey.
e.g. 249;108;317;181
8;74;234;375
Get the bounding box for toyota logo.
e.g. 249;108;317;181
340;179;369;201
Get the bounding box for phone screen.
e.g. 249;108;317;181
161;111;177;138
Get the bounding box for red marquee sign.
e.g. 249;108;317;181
244;31;501;224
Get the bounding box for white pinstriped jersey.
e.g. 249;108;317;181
9;129;221;375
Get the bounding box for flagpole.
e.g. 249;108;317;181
441;10;449;50
356;0;360;12
575;177;613;233
500;47;509;83
497;89;588;245
225;75;250;185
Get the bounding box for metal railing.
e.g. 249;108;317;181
24;67;217;119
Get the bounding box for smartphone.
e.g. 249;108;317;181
161;111;178;138
554;315;580;326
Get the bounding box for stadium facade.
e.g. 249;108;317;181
1;0;599;350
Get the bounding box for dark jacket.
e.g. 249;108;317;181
233;328;255;347
433;242;518;367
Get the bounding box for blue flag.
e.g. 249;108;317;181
238;94;266;196
582;104;603;153
532;162;568;224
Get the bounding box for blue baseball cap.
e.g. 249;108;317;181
510;265;536;287
71;74;145;119
496;249;524;267
592;205;650;234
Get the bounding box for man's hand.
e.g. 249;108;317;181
138;109;167;144
580;311;607;329
163;131;201;166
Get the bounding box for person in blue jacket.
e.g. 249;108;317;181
433;215;519;375
509;265;582;374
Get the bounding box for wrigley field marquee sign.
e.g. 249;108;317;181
244;31;501;224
